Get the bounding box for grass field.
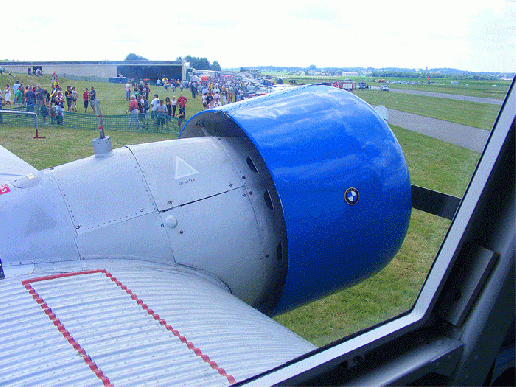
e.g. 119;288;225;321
0;125;176;170
1;72;490;347
275;207;451;346
355;89;500;130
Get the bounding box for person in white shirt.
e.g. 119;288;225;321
125;81;132;101
156;100;167;128
150;94;160;122
171;96;177;117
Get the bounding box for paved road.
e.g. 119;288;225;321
386;108;490;153
388;88;503;105
369;86;503;105
366;87;495;152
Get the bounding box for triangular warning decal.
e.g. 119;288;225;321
175;156;199;179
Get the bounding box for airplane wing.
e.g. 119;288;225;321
0;261;316;386
0;145;37;184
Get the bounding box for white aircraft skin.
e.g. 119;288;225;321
1;136;288;312
0;137;311;386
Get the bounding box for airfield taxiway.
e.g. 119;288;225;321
367;87;499;153
386;88;503;105
369;86;503;105
386;108;490;153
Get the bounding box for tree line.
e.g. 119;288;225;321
124;54;221;72
183;56;221;71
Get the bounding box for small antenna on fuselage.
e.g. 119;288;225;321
91;100;113;157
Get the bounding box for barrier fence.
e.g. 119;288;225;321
0;106;182;135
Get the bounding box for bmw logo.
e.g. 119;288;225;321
344;187;359;205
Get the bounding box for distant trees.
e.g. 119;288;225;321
125;53;148;61
184;55;221;71
124;54;221;70
211;61;221;71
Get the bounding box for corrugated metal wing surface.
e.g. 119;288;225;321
0;265;316;386
0;274;99;386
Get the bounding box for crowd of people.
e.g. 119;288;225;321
149;75;263;107
125;73;278;132
2;77;98;125
192;77;263;109
1;72;270;130
125;79;188;130
123;75;264;130
197;80;249;109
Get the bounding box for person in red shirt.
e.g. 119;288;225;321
177;93;187;119
83;88;89;113
127;95;141;129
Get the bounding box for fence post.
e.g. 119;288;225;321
0;110;44;139
32;111;44;139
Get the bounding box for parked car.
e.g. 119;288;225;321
380;85;390;91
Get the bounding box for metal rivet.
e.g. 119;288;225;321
164;215;178;229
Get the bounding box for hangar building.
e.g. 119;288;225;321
0;60;186;82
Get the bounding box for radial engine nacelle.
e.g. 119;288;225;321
0;85;411;316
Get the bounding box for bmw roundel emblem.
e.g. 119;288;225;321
344;187;359;205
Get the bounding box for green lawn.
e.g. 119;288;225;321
391;126;481;197
274;208;450;346
0;125;176;170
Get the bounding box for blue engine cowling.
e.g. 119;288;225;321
180;84;411;315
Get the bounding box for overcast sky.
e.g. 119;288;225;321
4;0;515;72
